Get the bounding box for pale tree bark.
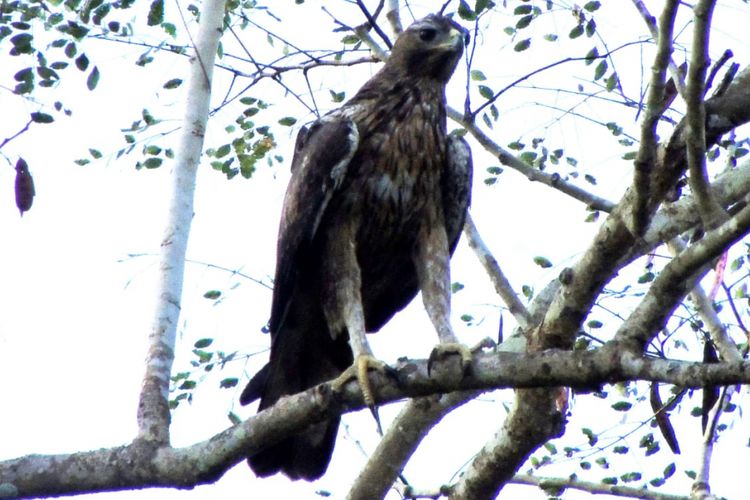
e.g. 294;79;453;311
0;2;227;497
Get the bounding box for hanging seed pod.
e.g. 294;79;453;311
15;158;35;216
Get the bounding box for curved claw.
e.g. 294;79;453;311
332;355;390;434
427;342;473;376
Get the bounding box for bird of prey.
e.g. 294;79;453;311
240;14;473;481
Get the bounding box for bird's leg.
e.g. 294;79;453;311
322;223;389;430
414;224;473;376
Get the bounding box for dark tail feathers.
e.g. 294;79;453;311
240;323;352;481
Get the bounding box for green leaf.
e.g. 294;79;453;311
663;462;676;479
75;53;89;71
194;338;213;348
228;412;241;425
478;85;494;100
220;377;238;388
513;5;532;14
470;69;487;81
594;60;607;80
143;157;162;169
30;112;54;124
278;117;297;126
620;472;641;483
179;380;196;390
163;78;182;89
516;15;533;29
584;1;601;11
514;38;531;52
587;320;602;329
569;24;584;39
203;290;222;300
533;256;552;268
611;401;632;411
458;0;477;20
89;148;102;159
329;90;345;103
451;282;464;293
585;19;597;37
520;151;537;164
10;33;34;53
585;47;598;65
215;144;231;158
86;66;100;90
543;33;558;42
64;42;77;58
148;0;164;26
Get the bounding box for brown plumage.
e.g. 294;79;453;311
240;14;472;481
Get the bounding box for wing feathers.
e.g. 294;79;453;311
270;118;359;332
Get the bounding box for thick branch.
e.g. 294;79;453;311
617;199;750;349
347;391;479;500
685;0;726;228
667;238;742;363
136;0;227;445
5;347;750;498
632;0;679;235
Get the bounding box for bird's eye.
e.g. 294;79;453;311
419;28;437;42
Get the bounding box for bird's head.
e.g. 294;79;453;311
388;14;468;83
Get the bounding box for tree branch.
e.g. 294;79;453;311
5;347;750;498
667;238;742;363
463;213;532;331
512;474;689;500
617;199;750;350
447;106;616;212
685;0;727;229
632;0;680;235
630;0;688;98
136;0;227;445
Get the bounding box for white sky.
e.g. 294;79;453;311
1;1;749;499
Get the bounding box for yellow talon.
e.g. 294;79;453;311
332;355;390;434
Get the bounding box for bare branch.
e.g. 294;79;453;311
630;0;688;97
667;238;742;363
355;0;392;49
463;213;532;331
685;0;728;229
347;391;479;500
385;0;402;35
693;386;727;499
136;0;227;444
632;0;680;235
451;389;563;499
512;474;689;500
447;106;616;212
617;199;750;350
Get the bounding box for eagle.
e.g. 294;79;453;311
240;14;473;481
